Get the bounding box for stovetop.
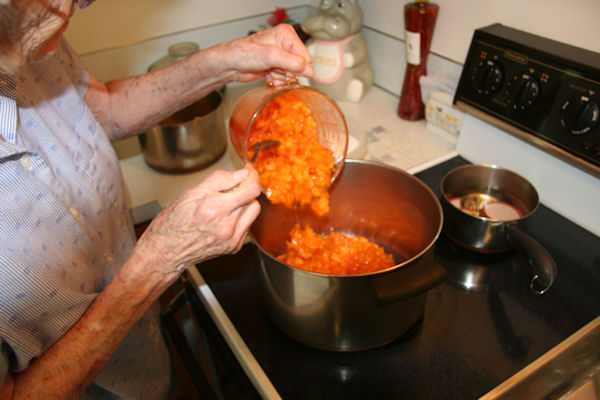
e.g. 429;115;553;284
194;156;600;400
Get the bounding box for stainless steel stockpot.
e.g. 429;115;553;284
250;160;447;351
139;90;226;173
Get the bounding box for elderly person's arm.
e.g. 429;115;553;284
85;24;313;141
0;7;312;398
0;165;261;399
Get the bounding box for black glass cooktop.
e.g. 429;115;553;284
195;156;600;399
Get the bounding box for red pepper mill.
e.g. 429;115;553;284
397;0;439;120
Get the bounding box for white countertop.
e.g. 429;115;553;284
119;84;457;212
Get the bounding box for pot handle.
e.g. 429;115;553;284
371;255;447;306
505;225;558;296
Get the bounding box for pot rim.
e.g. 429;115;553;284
251;159;444;278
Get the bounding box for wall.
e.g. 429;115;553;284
76;7;312;83
66;0;599;157
68;0;600;91
354;0;600;64
66;0;306;54
69;4;313;158
310;0;600;96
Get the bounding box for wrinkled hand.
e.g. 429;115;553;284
218;23;314;85
136;165;261;275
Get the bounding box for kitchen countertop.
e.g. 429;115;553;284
119;84;457;212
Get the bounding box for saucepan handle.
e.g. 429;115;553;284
505;224;558;295
371;254;447;306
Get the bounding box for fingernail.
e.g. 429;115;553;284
78;0;95;9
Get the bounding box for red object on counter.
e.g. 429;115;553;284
397;0;439;121
268;7;289;26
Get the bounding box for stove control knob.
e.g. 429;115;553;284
560;95;599;135
506;74;540;111
472;60;504;95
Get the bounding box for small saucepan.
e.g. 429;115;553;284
440;164;557;295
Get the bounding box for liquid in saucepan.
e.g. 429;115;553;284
450;194;524;221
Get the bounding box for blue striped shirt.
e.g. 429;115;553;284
0;41;171;399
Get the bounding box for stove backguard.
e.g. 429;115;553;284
454;23;600;178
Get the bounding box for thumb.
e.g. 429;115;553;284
214;167;250;193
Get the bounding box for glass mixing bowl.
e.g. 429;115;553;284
229;80;348;187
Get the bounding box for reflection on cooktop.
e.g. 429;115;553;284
435;233;519;292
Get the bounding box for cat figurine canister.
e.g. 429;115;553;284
302;0;374;102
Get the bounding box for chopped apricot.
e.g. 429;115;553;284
250;93;393;274
278;224;396;275
248;92;333;216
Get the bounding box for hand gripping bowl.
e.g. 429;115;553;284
249;160;448;351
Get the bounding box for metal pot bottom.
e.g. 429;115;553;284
257;248;427;351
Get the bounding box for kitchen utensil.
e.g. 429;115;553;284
139;90;226;174
249;140;280;164
250;159;447;351
229;79;348;187
440;164;557;294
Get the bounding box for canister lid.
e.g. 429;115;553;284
148;42;199;72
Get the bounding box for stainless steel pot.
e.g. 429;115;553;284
250;160;447;351
440;164;557;294
139;90;226;173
